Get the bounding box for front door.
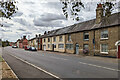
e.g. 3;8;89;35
52;44;54;51
118;45;120;59
43;45;46;51
75;44;79;54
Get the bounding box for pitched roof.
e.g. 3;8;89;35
41;12;120;38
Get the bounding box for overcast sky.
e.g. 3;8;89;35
0;0;119;42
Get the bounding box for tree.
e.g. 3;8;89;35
61;0;116;21
0;0;18;19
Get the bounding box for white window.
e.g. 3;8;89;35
68;34;71;41
58;44;64;49
44;38;46;42
53;37;56;42
59;36;63;42
48;44;50;48
66;44;73;49
84;32;89;40
101;30;108;39
48;38;50;42
100;44;108;54
83;44;89;50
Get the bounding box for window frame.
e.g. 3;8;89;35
44;38;46;42
48;44;50;48
101;30;108;40
100;44;108;54
66;44;73;50
48;38;50;42
53;37;56;42
59;36;63;42
58;44;64;49
68;34;71;41
83;44;89;50
84;32;89;41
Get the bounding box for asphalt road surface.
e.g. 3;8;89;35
2;47;119;80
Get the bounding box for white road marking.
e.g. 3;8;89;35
8;54;62;80
78;61;120;72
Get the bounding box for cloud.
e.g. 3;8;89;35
0;28;12;32
2;22;13;28
42;2;63;11
33;13;66;27
22;32;32;34
12;11;23;17
34;18;64;27
13;18;27;26
40;13;66;21
17;28;26;31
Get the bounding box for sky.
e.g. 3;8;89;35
0;0;119;42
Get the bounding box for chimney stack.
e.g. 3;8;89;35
23;36;26;39
44;31;47;35
39;34;41;37
96;3;103;24
36;34;38;38
48;31;50;34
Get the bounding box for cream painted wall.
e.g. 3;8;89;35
42;35;66;52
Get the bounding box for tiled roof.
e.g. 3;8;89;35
41;12;120;38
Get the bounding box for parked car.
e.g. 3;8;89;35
12;46;18;48
29;47;37;51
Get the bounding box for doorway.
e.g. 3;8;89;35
75;43;79;54
52;44;54;51
43;45;46;51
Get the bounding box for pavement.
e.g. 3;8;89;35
2;47;119;79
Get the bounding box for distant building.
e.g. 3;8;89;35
38;34;42;50
28;35;38;49
19;36;28;48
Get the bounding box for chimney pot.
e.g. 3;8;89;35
36;34;38;38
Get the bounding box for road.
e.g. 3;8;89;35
2;47;119;79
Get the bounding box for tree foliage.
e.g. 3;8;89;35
102;2;115;17
0;0;18;19
61;1;84;21
61;0;116;21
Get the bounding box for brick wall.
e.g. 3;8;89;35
65;26;119;57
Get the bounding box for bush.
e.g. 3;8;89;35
83;49;89;54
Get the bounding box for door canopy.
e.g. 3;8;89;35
115;40;120;46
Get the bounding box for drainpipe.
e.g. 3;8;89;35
93;30;95;56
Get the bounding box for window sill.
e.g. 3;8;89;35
66;48;73;50
100;38;108;40
84;39;89;41
59;48;64;49
100;52;108;54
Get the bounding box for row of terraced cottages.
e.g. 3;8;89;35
20;4;120;58
38;4;120;58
